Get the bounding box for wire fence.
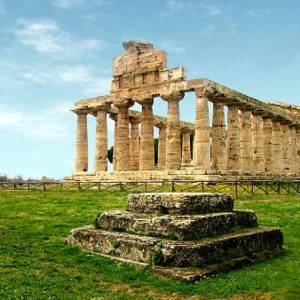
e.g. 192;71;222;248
0;179;300;199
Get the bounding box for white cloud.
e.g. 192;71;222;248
166;0;188;14
14;19;103;57
21;64;111;96
52;0;111;10
52;0;84;9
0;103;72;140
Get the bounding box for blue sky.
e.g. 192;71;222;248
0;0;300;179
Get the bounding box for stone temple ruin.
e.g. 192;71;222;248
68;41;300;181
66;192;284;281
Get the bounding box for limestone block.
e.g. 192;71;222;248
95;210;257;240
126;193;234;215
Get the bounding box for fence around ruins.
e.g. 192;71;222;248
0;179;299;199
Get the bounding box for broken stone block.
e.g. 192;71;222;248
66;192;285;281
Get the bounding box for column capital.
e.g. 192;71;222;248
155;120;167;129
129;116;140;124
71;108;89;115
114;99;134;108
135;97;153;106
161;91;184;102
181;126;190;134
93;102;111;112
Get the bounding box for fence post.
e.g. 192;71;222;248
235;180;238;199
171;181;175;192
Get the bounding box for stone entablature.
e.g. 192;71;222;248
69;41;300;179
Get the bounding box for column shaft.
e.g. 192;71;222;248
296;127;300;174
226;106;240;172
158;126;166;168
252;114;264;172
75;112;88;172
115;105;130;171
211;102;226;171
112;115;118;171
263;118;272;172
271;121;283;173
194;95;210;170
129;118;140;170
139;100;154;170
290;126;297;174
95;110;107;171
240;110;254;172
281;124;290;173
182;130;191;165
166;100;181;170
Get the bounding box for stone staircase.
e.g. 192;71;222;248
66;193;284;281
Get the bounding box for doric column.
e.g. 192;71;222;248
73;109;88;172
296;127;300;175
109;114;118;171
181;127;191;166
94;103;110;172
211;102;226;172
263;117;272;173
271;120;283;174
162;92;184;170
252;114;265;173
129;116;140;171
290;126;297;174
240;109;254;173
281;124;290;173
138;98;154;170
226;105;240;172
114;101;132;171
194;90;210;171
157;124;167;168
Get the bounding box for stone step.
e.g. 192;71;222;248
127;192;233;214
66;226;283;268
95;210;257;240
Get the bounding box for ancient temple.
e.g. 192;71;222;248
68;41;300;181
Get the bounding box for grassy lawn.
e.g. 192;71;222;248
0;191;299;300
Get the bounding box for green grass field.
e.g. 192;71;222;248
0;190;299;300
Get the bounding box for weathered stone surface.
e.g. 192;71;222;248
211;102;226;171
66;226;283;268
156;227;283;267
126;193;234;214
95;210;257;240
74;110;88;172
70;42;300;178
240;110;254;173
194;92;210;171
66;191;285;281
66;226;159;264
226;106;240;172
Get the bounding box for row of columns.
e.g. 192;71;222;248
74;93;300;175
